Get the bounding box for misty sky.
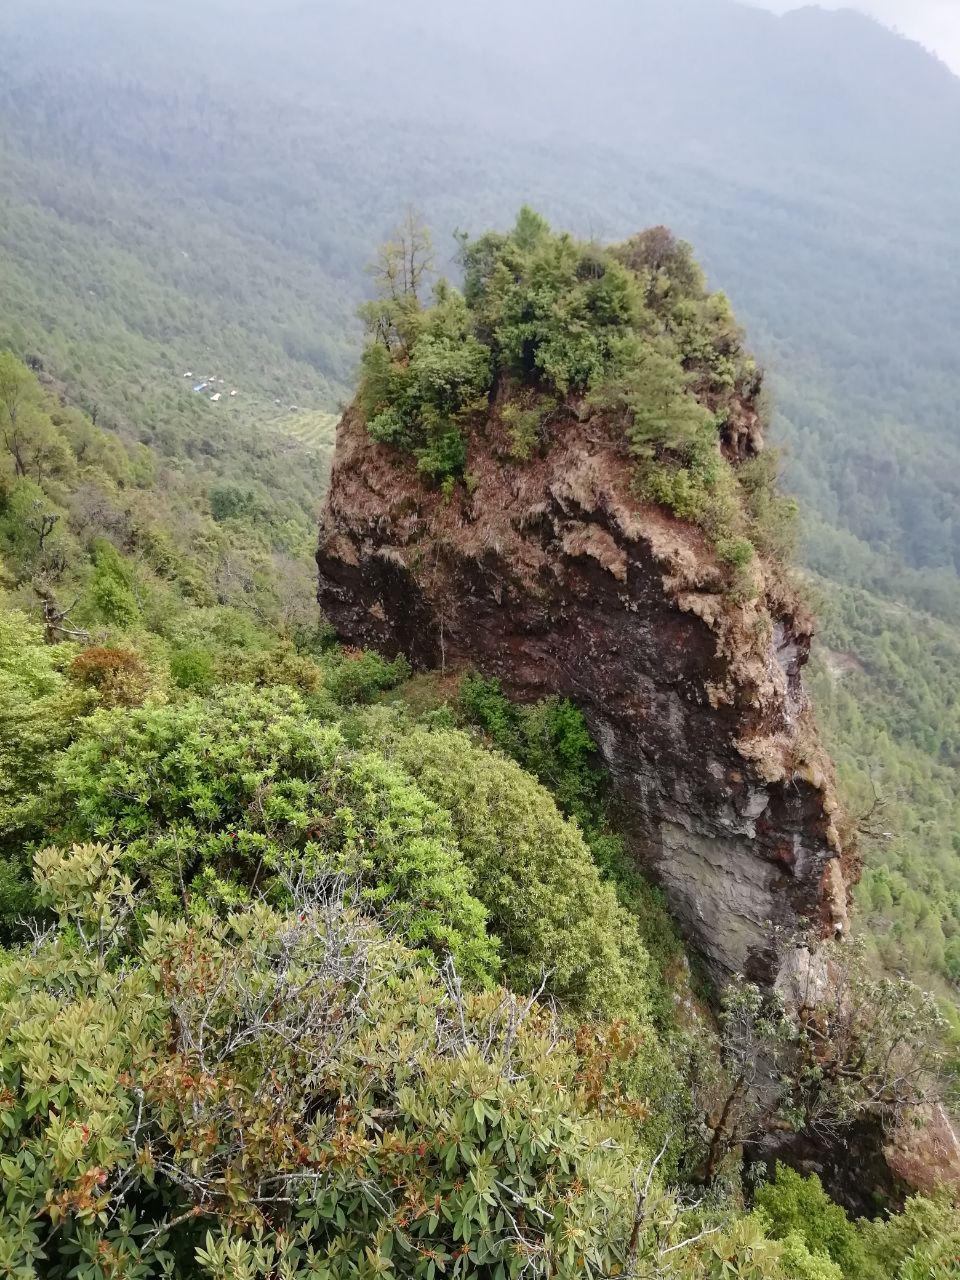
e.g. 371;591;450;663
754;1;960;72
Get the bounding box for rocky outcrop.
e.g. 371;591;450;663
317;398;854;988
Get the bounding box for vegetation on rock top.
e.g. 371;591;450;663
357;210;796;579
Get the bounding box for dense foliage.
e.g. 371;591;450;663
50;689;500;984
454;674;689;1018
0;351;326;642
1;844;644;1279
809;582;960;1031
391;725;651;1020
757;1164;960;1280
1;846;955;1278
356;212;773;577
2;0;960;1031
0;349;956;1274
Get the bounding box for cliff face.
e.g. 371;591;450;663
317;398;853;987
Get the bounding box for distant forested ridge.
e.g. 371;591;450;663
1;0;959;1009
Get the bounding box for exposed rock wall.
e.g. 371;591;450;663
317;401;854;987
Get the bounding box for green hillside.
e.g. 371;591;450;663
2;0;960;1266
2;343;957;1277
0;0;959;1015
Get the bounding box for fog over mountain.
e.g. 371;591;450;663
752;0;960;72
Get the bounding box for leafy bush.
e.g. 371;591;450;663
457;674;603;825
857;1194;960;1280
738;452;799;563
327;648;412;704
0;610;87;922
359;272;492;482
757;1166;960;1279
754;1164;866;1276
223;641;330;696
9;843;935;1280
500;398;552;460
776;1233;843;1280
209;482;255;521
592;344;715;461
0;844;640;1279
0;611;79;827
169;644;216;691
465;221;642;393
717;536;756;571
392;725;651;1021
87;540;140;626
68;645;152;707
51;685;498;982
456;674;687;1024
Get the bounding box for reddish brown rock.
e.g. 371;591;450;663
317;399;854;987
885;1104;960;1201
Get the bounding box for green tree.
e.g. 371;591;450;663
859;1194;960;1280
0;609;85;921
51;684;498;982
754;1164;866;1276
357;210;767;555
87;541;140;626
0;349;39;477
392;725;651;1022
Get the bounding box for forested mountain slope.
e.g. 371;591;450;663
2;293;958;1278
1;0;959;1003
2;0;958;591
